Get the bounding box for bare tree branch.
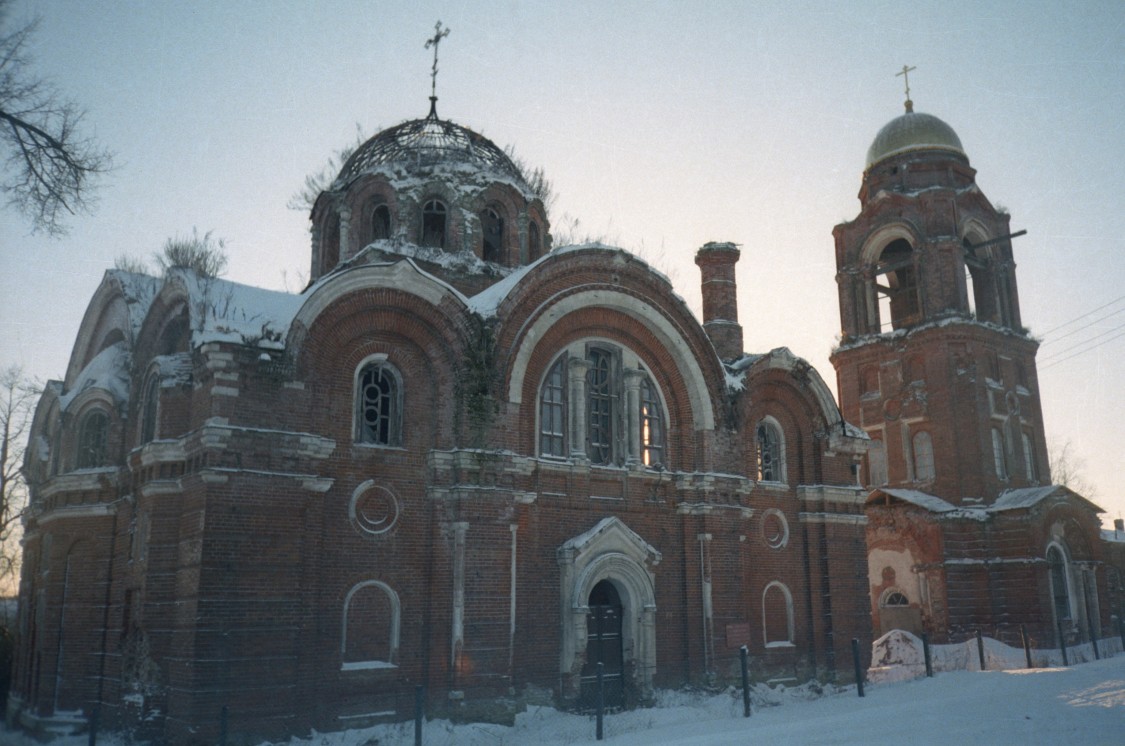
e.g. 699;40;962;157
0;365;39;586
0;1;113;236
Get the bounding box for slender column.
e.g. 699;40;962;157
698;532;714;679
451;522;468;687
568;357;591;460
624;368;643;468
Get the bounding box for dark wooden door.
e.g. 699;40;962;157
579;580;624;709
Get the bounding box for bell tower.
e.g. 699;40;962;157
830;101;1049;505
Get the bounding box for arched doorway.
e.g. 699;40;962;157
580;580;624;708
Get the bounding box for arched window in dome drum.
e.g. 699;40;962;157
481;207;503;263
371;204;391;241
322;214;340;273
422;200;447;249
528;221;541;262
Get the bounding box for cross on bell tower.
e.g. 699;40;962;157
425;20;451;118
896;64;917;112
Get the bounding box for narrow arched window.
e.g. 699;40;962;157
421;200;447;249
640;377;664;468
991;427;1008;480
356;362;401;446
1022;431;1037;482
322;214;341;274
341;580;400;669
539;356;566;457
528;221;541;262
141;377;159;444
867;437;887;487
1047;545;1071;623
77;411;108;469
481;207;503;263
756;420;784;483
371;204;391;241
586;348;614;465
912;430;935;481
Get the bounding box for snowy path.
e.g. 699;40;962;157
4;654;1122;745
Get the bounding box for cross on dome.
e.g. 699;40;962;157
425;20;451;118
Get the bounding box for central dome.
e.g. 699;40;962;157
865;111;965;168
335;111;526;187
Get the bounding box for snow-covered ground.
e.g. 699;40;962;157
5;653;1122;745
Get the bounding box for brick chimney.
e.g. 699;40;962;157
695;242;744;361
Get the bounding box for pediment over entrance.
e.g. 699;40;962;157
557;516;662;572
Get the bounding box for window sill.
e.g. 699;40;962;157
764;641;795;649
341;661;398;671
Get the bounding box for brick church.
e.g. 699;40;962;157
7;86;1119;742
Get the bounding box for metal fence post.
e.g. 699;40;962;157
1057;618;1069;666
596;661;605;741
220;704;229;746
740;645;751;717
851;638;864;697
975;629;986;671
921;633;933;678
1020;624;1033;669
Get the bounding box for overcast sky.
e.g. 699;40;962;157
1;0;1121;523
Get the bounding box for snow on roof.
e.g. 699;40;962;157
467;242;676;319
991;486;1063;511
57;341;131;412
167;270;305;351
106;269;163;340
874;488;958;513
1102;528;1125;544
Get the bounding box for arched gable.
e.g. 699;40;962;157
65;271;160;389
291;260;471;448
494;247;723;433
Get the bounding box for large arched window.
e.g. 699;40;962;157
536;346;666;469
77;410;109;469
912;430;935;481
539;356;566;458
355;360;402;446
341;580;400;670
371;204;391;241
756;418;785;483
762;581;794;646
421;199;447;249
867;437;887;487
481;206;504;263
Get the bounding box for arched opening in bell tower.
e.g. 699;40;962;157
873;239;921;331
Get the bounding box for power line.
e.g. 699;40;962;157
1040;319;1125;362
1039;326;1125;370
1039;305;1125;347
1038;294;1125;337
